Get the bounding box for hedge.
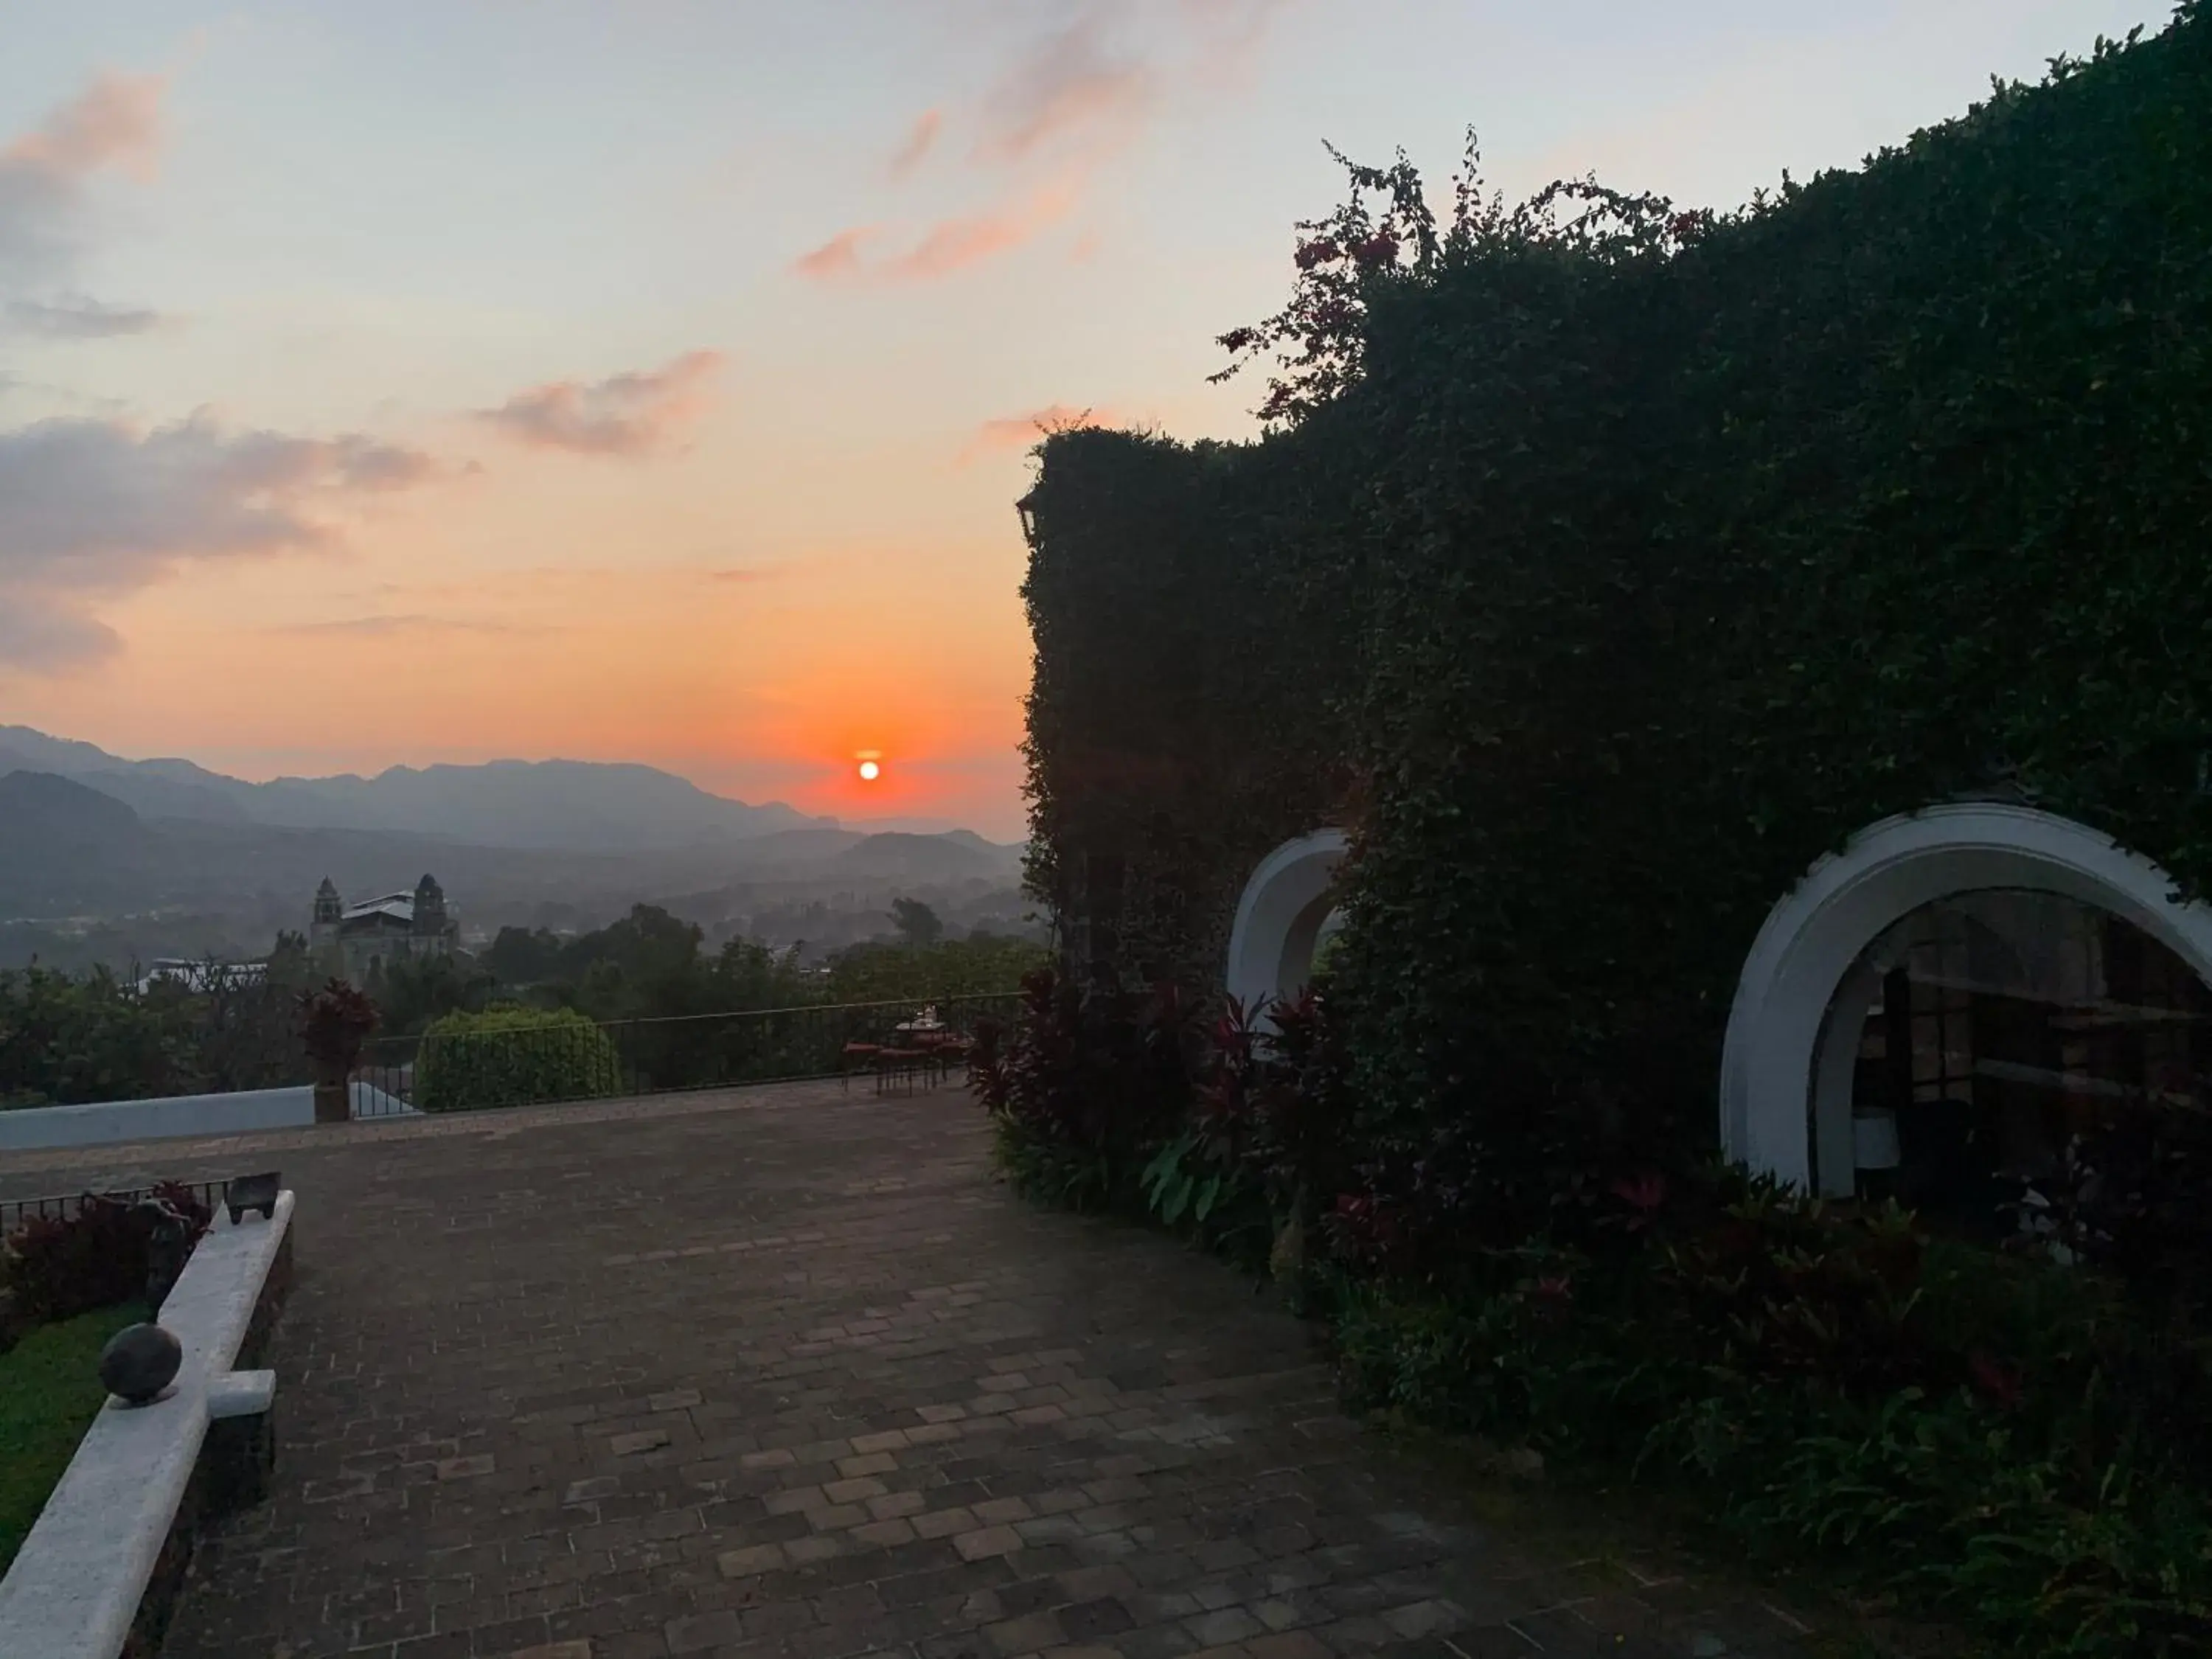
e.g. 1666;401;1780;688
1025;8;2212;1213
413;1006;622;1113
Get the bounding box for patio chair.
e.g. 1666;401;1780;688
874;1046;929;1094
917;1032;973;1085
840;1042;883;1091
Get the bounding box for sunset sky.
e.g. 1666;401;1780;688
0;0;2168;841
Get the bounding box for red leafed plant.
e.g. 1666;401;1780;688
3;1182;212;1324
1608;1171;1669;1232
298;979;379;1078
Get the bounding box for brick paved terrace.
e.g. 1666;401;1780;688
0;1081;1843;1659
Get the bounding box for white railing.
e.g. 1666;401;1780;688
0;1086;411;1152
0;1190;294;1659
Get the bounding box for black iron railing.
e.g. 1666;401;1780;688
0;1179;232;1239
352;992;1018;1116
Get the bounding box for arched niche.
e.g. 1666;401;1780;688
1225;830;1349;1012
1719;802;2212;1193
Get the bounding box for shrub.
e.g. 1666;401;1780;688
413;1005;622;1113
967;966;1197;1211
1135;990;1356;1273
2;1183;212;1326
298;979;378;1078
1322;1169;2212;1659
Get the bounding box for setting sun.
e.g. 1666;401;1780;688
858;759;880;782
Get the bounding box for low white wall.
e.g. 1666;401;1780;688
0;1083;412;1152
0;1190;295;1659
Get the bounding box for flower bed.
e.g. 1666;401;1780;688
975;969;2212;1658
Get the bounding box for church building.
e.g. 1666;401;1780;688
310;874;459;984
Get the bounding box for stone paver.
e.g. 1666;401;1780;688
0;1081;1830;1659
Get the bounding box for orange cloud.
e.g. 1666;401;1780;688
793;226;875;279
888;108;942;178
891;182;1076;279
270;613;549;639
1;71;167;279
2;71;166;183
801;181;1076;286
979;13;1151;163
961;403;1137;462
478;349;723;456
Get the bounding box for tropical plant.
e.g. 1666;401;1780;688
296;979;379;1079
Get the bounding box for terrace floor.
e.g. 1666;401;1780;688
0;1082;1844;1659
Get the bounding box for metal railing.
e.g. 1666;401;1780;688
351;992;1018;1116
1;1179;232;1239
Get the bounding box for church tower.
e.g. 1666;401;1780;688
310;877;345;978
413;874;449;953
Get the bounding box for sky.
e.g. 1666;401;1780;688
0;0;2175;841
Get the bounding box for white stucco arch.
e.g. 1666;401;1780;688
1225;829;1349;1011
1719;802;2212;1194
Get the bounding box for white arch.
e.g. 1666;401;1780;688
1225;829;1349;1011
1720;802;2212;1194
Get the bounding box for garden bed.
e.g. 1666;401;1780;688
970;975;2212;1658
0;1301;147;1576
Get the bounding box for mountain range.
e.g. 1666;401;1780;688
0;725;843;852
0;728;1031;964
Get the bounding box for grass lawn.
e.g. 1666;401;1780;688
0;1301;147;1575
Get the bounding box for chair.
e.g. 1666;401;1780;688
919;1032;973;1086
840;1042;883;1092
874;1047;928;1094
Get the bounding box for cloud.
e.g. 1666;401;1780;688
889;109;942;178
0;411;443;672
703;566;773;583
801;4;1287;289
793;227;875;279
271;613;543;639
889;182;1077;279
7;297;170;338
1180;0;1291;88
800;182;1077;285
478;349;724;456
0;72;166;279
978;10;1152;164
961;402;1136;462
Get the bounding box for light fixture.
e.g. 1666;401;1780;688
1015;491;1039;546
1852;1109;1902;1171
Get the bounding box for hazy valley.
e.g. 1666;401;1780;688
0;728;1035;973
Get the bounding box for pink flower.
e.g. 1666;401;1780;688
1969;1352;2023;1411
1609;1172;1668;1229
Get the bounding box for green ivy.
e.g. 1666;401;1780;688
1024;7;2212;1203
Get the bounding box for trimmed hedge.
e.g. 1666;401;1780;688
1026;8;2212;1222
413;1006;621;1113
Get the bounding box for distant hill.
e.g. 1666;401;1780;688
0;726;832;852
830;830;1013;882
0;771;161;913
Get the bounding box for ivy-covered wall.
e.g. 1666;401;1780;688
1022;12;2212;1201
1020;424;1374;994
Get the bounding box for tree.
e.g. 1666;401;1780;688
484;925;563;986
891;897;945;948
375;952;496;1037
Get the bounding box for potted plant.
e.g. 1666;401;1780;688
299;979;379;1124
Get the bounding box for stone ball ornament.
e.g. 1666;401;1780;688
100;1322;184;1406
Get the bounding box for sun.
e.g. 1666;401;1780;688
857;759;880;782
